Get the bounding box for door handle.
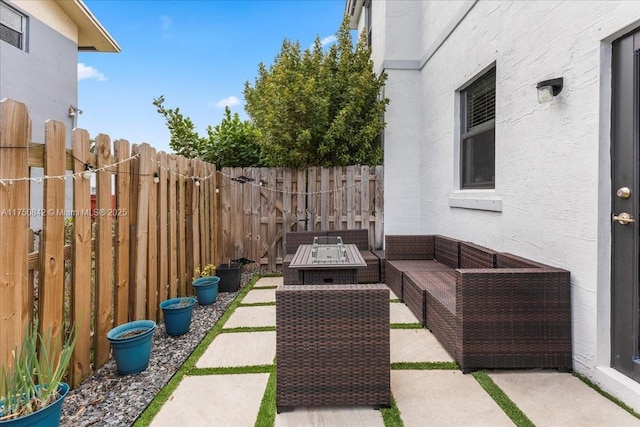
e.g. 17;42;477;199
612;212;636;225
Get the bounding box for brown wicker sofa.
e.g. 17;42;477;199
386;235;572;372
282;229;382;284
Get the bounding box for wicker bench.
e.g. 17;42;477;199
386;235;572;372
275;284;390;411
282;230;382;284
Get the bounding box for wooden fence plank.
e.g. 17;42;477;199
333;167;343;230
191;160;201;270
158;152;169;304
361;165;371;248
114;139;131;327
243;166;252;263
374;165;384;250
0;99;30;368
70;128;93;386
94;134;114;367
251;168;261;265
133;144;151;320
146;146;158;320
168;155;178;297
308;167;317;231
320;168;329;230
39;120;66;357
346;166;356;230
176;156;187;295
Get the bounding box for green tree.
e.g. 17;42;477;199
206;106;264;167
153;95;208;159
153;96;264;168
244;16;388;168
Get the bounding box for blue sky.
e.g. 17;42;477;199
78;0;347;153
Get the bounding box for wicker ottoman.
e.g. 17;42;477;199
276;284;390;412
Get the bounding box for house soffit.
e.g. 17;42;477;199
55;0;120;52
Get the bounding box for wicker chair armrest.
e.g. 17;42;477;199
455;268;571;312
385;235;435;260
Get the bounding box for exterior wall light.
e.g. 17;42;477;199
536;77;563;103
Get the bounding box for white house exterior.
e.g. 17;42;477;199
346;0;640;412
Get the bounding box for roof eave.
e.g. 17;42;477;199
56;0;120;53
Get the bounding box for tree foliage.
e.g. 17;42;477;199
244;16;388;168
206;106;264;167
153;96;263;168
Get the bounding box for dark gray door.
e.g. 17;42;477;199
611;29;640;382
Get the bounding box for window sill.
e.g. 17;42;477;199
448;190;502;212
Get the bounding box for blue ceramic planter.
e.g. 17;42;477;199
107;320;156;375
192;276;219;305
160;297;196;336
0;382;69;427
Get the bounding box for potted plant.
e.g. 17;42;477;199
159;297;197;336
0;319;77;426
216;259;243;292
192;264;219;305
106;320;156;375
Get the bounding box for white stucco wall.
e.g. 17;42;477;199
361;0;640;412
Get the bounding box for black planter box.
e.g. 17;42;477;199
216;262;242;292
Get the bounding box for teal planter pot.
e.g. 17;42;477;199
160;297;196;336
107;320;156;375
0;382;69;427
192;276;219;305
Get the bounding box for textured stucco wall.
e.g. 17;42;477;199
368;0;640;412
1;1;78;229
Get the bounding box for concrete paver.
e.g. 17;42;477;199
150;373;269;427
275;406;384;427
254;276;282;287
223;305;276;328
196;331;276;368
389;301;420;324
489;371;640;427
390;328;453;363
242;288;276;304
151;278;639;427
391;370;513;427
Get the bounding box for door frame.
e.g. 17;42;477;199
611;28;640;382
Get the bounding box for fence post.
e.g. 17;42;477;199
0;99;30;369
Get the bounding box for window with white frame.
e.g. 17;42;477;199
460;67;496;189
0;1;26;50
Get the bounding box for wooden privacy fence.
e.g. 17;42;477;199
217;165;384;270
0;99;217;386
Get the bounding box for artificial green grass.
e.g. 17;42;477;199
239;301;277;307
221;326;276;333
575;373;640;420
381;394;404;427
254;367;277;427
471;371;534;427
133;274;261;427
390;323;423;329
391;361;458;370
189;364;273;376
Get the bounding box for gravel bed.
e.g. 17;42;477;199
60;272;256;427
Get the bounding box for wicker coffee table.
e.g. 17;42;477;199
288;237;367;284
276;284;390;412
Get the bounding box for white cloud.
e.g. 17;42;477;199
320;35;337;47
212;96;241;109
77;63;106;82
160;15;172;30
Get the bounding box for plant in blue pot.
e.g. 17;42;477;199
160;297;197;336
0;319;77;427
107;320;156;375
192;264;219;306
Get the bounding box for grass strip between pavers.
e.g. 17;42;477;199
472;371;535;427
134;274;262;427
390;323;423;329
575;373;640;420
190;364;273;376
221;326;276;333
240;301;277;307
255;367;277;427
381;394;404;427
391;361;458;370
